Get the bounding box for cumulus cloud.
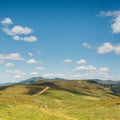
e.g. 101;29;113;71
5;63;15;67
114;45;120;55
13;35;37;42
76;59;87;64
1;18;13;25
14;75;22;79
98;42;114;54
3;26;32;36
117;75;120;79
96;68;111;80
72;72;112;80
82;42;91;48
100;10;120;17
26;59;37;64
5;69;26;75
36;67;45;71
1;18;38;42
30;72;39;75
111;16;120;33
5;69;26;79
98;42;120;55
0;60;4;64
72;74;93;79
3;25;32;36
0;53;24;62
28;52;33;57
2;27;13;35
42;73;64;78
73;65;111;80
99;67;109;72
10;25;32;35
63;59;72;63
75;65;96;71
100;10;120;34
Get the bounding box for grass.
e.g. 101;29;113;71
0;80;120;120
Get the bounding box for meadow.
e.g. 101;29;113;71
0;80;120;120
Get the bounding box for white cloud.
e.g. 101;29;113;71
111;16;120;33
5;69;13;73
72;65;111;80
63;59;72;63
5;69;26;80
98;42;120;55
76;59;87;64
11;25;32;35
42;73;54;78
114;45;120;55
26;59;37;64
72;72;112;80
4;25;32;36
13;35;20;40
72;74;92;79
30;72;39;75
42;73;64;78
21;36;37;42
1;18;38;42
75;65;96;71
5;63;15;67
14;70;24;74
1;18;13;25
82;42;91;48
72;75;81;79
100;10;120;17
2;27;13;36
14;75;22;79
117;75;120;79
28;52;33;57
0;53;24;62
0;59;5;63
36;67;45;71
95;69;112;80
5;69;26;75
13;35;37;42
98;42;114;54
100;10;120;34
99;67;109;72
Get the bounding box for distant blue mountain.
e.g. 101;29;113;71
88;79;120;86
0;77;120;86
17;77;67;85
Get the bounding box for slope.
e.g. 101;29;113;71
0;80;120;120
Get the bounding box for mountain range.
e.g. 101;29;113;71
0;77;120;86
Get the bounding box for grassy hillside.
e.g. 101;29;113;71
0;80;120;120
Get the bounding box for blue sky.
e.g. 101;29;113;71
0;0;120;83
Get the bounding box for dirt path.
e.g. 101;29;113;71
33;86;49;96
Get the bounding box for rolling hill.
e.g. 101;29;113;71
0;79;120;120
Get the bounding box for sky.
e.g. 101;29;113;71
0;0;120;83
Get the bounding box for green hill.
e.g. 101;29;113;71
0;80;120;120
